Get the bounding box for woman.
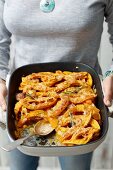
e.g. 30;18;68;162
0;0;113;170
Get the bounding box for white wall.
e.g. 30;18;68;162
99;22;113;73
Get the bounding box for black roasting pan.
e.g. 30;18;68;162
6;62;109;156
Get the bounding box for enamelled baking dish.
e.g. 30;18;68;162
6;62;108;156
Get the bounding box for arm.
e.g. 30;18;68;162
104;0;113;48
103;0;113;106
0;0;12;111
0;0;12;81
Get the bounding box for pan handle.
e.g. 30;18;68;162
0;106;6;130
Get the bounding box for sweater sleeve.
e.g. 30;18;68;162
105;0;113;48
0;0;11;81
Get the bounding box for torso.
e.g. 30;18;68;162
3;0;106;72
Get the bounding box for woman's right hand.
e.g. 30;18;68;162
0;79;7;111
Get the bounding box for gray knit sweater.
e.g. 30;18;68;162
0;0;113;80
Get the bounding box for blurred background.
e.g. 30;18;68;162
0;21;113;170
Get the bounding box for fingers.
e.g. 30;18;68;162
0;94;7;111
0;81;7;111
103;75;113;107
104;95;112;107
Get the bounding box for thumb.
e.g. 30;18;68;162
0;95;7;111
103;76;113;106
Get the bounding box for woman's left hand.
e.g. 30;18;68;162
102;75;113;107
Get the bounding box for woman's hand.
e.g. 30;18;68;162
0;79;7;111
102;75;113;107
